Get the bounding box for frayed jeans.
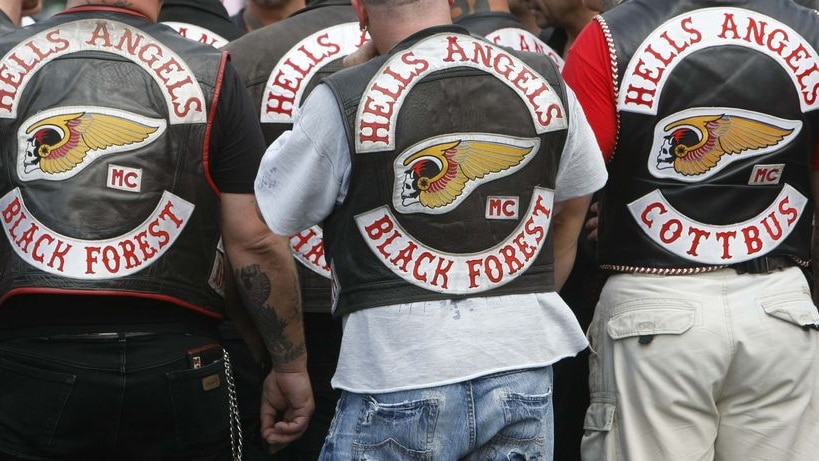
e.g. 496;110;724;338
319;366;554;460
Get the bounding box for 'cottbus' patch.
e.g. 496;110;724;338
627;184;807;264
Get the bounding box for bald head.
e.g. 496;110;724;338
353;0;453;53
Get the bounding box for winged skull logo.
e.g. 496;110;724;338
397;135;538;213
22;111;161;176
655;113;797;177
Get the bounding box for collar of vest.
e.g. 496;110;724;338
389;24;473;54
58;5;151;21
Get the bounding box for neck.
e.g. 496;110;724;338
563;8;597;44
369;4;452;54
65;1;158;21
244;0;305;31
516;14;540;35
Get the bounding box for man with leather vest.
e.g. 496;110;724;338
452;0;565;69
0;0;313;459
253;0;607;456
563;0;819;459
225;3;366;459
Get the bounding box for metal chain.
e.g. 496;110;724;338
223;349;244;461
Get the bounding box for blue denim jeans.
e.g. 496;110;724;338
0;333;233;461
319;366;554;460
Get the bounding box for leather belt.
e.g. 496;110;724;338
732;256;796;275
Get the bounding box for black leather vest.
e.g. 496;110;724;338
226;0;363;313
598;0;819;273
0;8;227;318
324;25;569;316
455;12;564;68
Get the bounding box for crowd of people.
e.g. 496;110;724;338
0;0;818;460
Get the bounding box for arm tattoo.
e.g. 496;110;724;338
235;264;306;364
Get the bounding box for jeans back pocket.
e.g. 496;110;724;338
0;356;75;456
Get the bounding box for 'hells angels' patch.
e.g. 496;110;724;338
618;7;819;115
262;22;368;124
290;225;331;279
648;107;801;182
393;133;540;215
16;106;166;182
0;19;206;123
356;33;567;153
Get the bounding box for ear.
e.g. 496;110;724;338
351;0;369;28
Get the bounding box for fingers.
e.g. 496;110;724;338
261;409;311;450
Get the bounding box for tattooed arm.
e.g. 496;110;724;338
220;192;314;451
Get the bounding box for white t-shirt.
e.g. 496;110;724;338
255;83;608;393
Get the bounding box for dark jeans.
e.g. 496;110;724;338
0;333;233;461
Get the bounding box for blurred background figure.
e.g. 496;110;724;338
230;0;305;33
526;0;597;56
509;0;541;34
0;0;41;28
159;0;243;47
451;0;565;68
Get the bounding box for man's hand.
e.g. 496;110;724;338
261;367;315;453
